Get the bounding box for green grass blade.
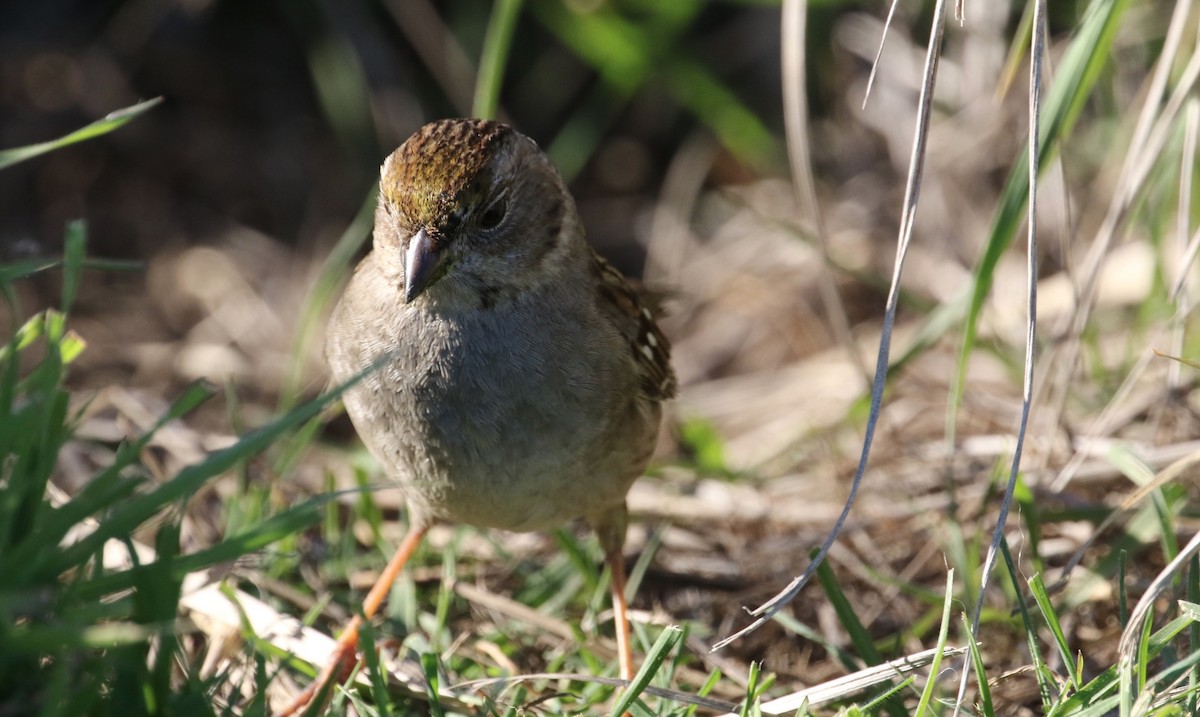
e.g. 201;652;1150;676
301;26;375;164
473;0;525;120
739;660;761;717
50;363;371;577
1028;573;1081;689
1119;549;1128;626
862;677;915;713
624;525;661;605
532;1;776;169
814;553;881;664
914;569;955;717
1144;642;1200;703
60;221;86;314
0;381;216;579
4;622;168;653
772;610;860;672
278;171;375;414
0;97;162;170
73;496;328;600
0;319;72;558
1148;608;1200;654
0;257;142;286
1001;538;1054;710
1046;666;1119;717
609;626;683;716
949;0;1129;426
1190;562;1199;716
358;618;392;717
683;668;723;717
963;613;995;717
553;529;601;596
421;651;446;717
433;537;458;650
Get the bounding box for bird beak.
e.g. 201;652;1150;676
403;227;442;303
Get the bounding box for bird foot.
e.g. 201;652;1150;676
273;635;361;717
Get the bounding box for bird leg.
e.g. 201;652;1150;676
274;524;427;717
593;506;635;683
606;539;635;682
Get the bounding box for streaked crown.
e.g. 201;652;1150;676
380;119;512;230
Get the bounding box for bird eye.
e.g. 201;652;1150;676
477;197;508;230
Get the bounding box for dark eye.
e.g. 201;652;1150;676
477;197;508;230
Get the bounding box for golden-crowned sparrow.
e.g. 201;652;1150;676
283;118;675;712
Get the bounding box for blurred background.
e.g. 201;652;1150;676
3;0;792;398
3;0;1194;711
0;0;1013;409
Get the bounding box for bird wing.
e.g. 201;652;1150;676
589;249;677;401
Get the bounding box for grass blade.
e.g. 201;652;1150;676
50;355;381;577
473;0;525;120
948;0;1127;430
609;626;683;716
1028;573;1080;689
962;613;995;717
815;554;880;665
1002;538;1054;710
0;98;162;170
913;569;955;717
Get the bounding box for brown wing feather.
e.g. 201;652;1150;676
589;249;677;401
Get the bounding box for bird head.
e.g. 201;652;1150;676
374;119;578;309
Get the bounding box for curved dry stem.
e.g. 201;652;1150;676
713;0;948;652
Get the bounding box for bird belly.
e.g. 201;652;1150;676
338;305;657;533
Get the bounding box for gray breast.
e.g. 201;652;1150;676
329;264;654;532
